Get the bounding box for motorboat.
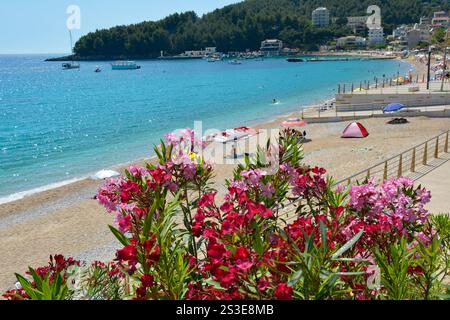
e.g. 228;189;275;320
229;59;242;65
62;62;80;70
287;58;304;63
111;61;141;70
94;66;102;73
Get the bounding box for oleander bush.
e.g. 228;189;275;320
3;129;450;300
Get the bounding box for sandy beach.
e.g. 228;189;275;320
1;56;448;292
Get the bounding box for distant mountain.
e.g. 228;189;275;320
71;0;449;60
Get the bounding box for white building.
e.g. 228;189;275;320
419;17;431;26
336;36;366;48
312;7;330;27
347;16;367;33
432;11;450;27
393;25;408;40
367;27;385;46
260;39;283;56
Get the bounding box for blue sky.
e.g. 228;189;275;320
0;0;242;54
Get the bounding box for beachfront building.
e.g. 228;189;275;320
312;7;330;28
367;27;385;46
260;39;283;56
336;36;366;49
420;16;431;27
184;47;217;57
407;28;421;48
393;25;408;40
347;16;368;34
402;23;432;48
432;11;450;27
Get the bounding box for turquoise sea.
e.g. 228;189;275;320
0;54;411;202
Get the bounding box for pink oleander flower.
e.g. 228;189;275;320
97;177;124;213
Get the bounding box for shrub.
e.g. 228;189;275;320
4;129;448;300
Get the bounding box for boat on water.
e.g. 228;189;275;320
229;59;242;65
111;61;141;70
63;31;80;70
287;58;304;63
94;66;102;73
62;62;80;70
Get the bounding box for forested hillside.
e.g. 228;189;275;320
73;0;449;59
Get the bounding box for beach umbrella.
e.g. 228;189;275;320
352;87;366;92
91;169;121;180
281;118;307;128
383;103;405;113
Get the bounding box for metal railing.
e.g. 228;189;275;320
336;130;450;186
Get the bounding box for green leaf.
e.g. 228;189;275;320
332;229;364;259
108;225;130;246
319;220;327;250
28;268;43;291
288;269;303;287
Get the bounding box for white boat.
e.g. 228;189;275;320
229;59;242;65
111;61;141;70
62;62;80;70
63;31;80;70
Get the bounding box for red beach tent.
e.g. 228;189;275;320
342;122;369;138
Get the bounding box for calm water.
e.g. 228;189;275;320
0;54;411;201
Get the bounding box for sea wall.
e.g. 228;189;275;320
335;92;450;112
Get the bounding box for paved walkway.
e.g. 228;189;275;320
414;152;450;214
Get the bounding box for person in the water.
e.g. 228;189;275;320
273;99;277;104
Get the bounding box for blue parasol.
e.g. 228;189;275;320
383;103;405;113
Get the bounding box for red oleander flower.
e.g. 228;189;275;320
141;274;155;288
198;192;217;208
220;202;234;213
275;283;293;300
116;245;138;263
234;247;250;260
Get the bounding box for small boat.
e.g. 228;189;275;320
229;59;242;65
94;66;102;73
63;31;80;70
111;61;141;70
62;62;80;70
287;58;304;63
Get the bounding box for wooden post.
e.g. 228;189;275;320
423;142;428;165
411;148;416;172
434;136;439;158
383;161;388;180
302;108;304;119
375;78;378;89
343;84;346;94
351;83;354;92
397;154;403;177
338;84;341;94
445;132;449;153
